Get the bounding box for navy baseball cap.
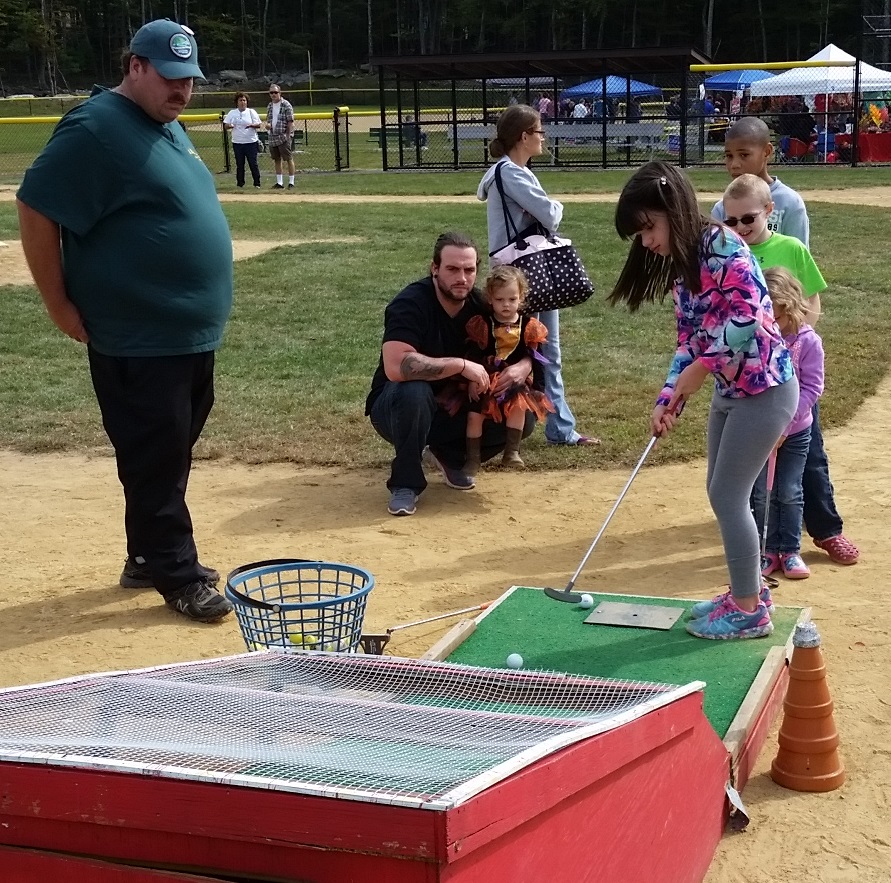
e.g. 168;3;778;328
130;19;205;80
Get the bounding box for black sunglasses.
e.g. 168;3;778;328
269;91;280;95
724;211;763;227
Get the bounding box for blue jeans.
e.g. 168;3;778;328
369;381;535;493
802;403;844;541
537;310;580;443
751;427;811;554
233;141;261;187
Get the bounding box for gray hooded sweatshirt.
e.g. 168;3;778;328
477;158;564;260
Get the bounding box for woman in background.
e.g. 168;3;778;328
476;104;599;447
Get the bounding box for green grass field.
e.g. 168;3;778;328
447;587;805;738
1;166;890;469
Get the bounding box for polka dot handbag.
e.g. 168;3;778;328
489;164;595;313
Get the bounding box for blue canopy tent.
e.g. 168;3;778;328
561;75;662;99
703;70;775;91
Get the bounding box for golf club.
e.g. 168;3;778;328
360;602;491;654
545;401;684;604
761;449;779;590
545;435;660;603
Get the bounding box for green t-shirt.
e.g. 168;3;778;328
17;87;233;357
748;232;826;298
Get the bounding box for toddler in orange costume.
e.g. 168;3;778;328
463;265;554;473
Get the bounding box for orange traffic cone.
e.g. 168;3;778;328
771;621;845;792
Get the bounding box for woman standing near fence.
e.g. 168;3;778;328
476;104;598;447
223;92;262;188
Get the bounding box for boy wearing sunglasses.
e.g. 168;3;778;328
721;174;824;327
721;173;860;568
713;120;860;570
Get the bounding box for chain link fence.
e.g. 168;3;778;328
372;56;891;170
0;99;351;185
3;57;890;182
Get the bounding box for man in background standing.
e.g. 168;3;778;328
266;84;295;190
16;19;234;623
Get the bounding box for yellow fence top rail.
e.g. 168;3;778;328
0;116;66;124
691;60;855;72
0;107;350;125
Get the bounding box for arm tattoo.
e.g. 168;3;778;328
401;352;453;381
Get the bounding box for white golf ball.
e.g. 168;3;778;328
506;653;524;669
579;594;595;609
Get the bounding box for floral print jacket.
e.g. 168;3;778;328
657;226;793;406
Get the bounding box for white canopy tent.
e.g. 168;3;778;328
749;44;891;97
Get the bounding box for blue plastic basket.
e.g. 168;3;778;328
225;559;375;653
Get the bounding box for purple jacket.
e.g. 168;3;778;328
785;325;824;436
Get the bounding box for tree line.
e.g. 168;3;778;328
0;0;875;94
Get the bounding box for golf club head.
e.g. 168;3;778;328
544;586;583;604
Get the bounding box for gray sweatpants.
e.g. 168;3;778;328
706;379;799;601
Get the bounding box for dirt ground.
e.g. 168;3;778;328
5;186;891;207
1;191;889;882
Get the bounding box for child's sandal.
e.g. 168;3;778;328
780;553;810;580
813;534;859;565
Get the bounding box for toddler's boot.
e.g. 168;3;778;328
501;428;525;469
464;436;482;476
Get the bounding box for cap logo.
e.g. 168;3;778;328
169;33;193;59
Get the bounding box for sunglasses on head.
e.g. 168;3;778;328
724;210;764;227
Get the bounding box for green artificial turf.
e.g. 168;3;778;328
447;587;803;739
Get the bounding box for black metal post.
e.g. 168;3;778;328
451;77;460;170
414;80;422;167
853;0;864;167
378;65;388;171
680;62;688;168
220;112;230;173
624;76;632;165
333;106;342;172
482;77;490;166
395;71;405;168
601;69;608;168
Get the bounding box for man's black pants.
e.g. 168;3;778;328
369;380;535;493
88;348;214;597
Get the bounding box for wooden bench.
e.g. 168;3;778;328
257;130;305;152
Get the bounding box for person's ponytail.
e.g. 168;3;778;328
489;138;506;159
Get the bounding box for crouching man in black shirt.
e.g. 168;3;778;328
365;231;536;516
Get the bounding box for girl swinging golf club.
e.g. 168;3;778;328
610;161;799;640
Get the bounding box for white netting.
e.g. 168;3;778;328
0;652;702;809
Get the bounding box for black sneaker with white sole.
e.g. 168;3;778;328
163;581;233;623
120;557;220;589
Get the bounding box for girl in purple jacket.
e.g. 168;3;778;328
753;267;825;580
610;161;799;640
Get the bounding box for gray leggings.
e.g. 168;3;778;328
706;379;799;600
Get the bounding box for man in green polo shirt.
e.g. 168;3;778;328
16;19;234;623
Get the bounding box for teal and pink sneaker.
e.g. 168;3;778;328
688;584;774;620
686;595;774;640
